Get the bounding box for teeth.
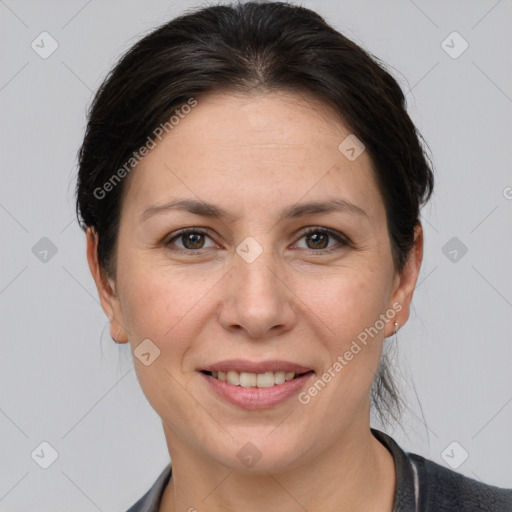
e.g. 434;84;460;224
240;372;257;387
227;371;240;385
274;371;286;385
256;372;274;388
210;370;300;387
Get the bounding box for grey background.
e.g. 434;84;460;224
1;0;511;510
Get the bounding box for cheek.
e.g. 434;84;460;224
117;256;205;346
302;265;392;340
118;264;205;408
300;265;393;396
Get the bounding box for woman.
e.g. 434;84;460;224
75;2;511;511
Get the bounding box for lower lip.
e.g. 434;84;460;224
200;371;314;410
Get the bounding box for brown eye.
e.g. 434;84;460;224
181;232;205;250
305;231;329;250
295;227;349;252
164;229;217;252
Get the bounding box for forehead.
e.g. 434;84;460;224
122;90;384;222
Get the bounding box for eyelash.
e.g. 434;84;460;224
163;227;351;255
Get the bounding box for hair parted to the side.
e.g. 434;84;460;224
75;1;434;426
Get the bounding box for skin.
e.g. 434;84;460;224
87;90;423;512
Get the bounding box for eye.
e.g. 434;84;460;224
294;227;349;252
164;228;218;253
163;226;350;255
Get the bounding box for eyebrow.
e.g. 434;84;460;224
141;197;368;222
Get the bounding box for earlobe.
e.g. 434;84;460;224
85;227;130;343
387;224;424;337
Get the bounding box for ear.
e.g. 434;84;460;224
386;223;424;336
86;227;129;343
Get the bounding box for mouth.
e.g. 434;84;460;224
198;359;315;409
200;369;314;388
199;365;316;410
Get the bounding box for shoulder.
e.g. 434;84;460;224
410;452;512;511
125;463;172;512
371;429;512;511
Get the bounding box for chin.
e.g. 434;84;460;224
204;428;312;474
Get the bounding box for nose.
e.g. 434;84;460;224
217;245;297;340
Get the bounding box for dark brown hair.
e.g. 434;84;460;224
75;1;434;424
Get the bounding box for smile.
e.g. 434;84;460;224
202;370;312;388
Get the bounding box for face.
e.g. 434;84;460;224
87;90;422;472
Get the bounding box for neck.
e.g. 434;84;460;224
159;423;395;512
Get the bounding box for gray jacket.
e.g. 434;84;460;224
126;429;512;511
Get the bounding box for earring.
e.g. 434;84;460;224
393;322;399;336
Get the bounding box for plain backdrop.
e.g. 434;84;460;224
1;0;511;510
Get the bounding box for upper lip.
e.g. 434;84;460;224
200;359;314;374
